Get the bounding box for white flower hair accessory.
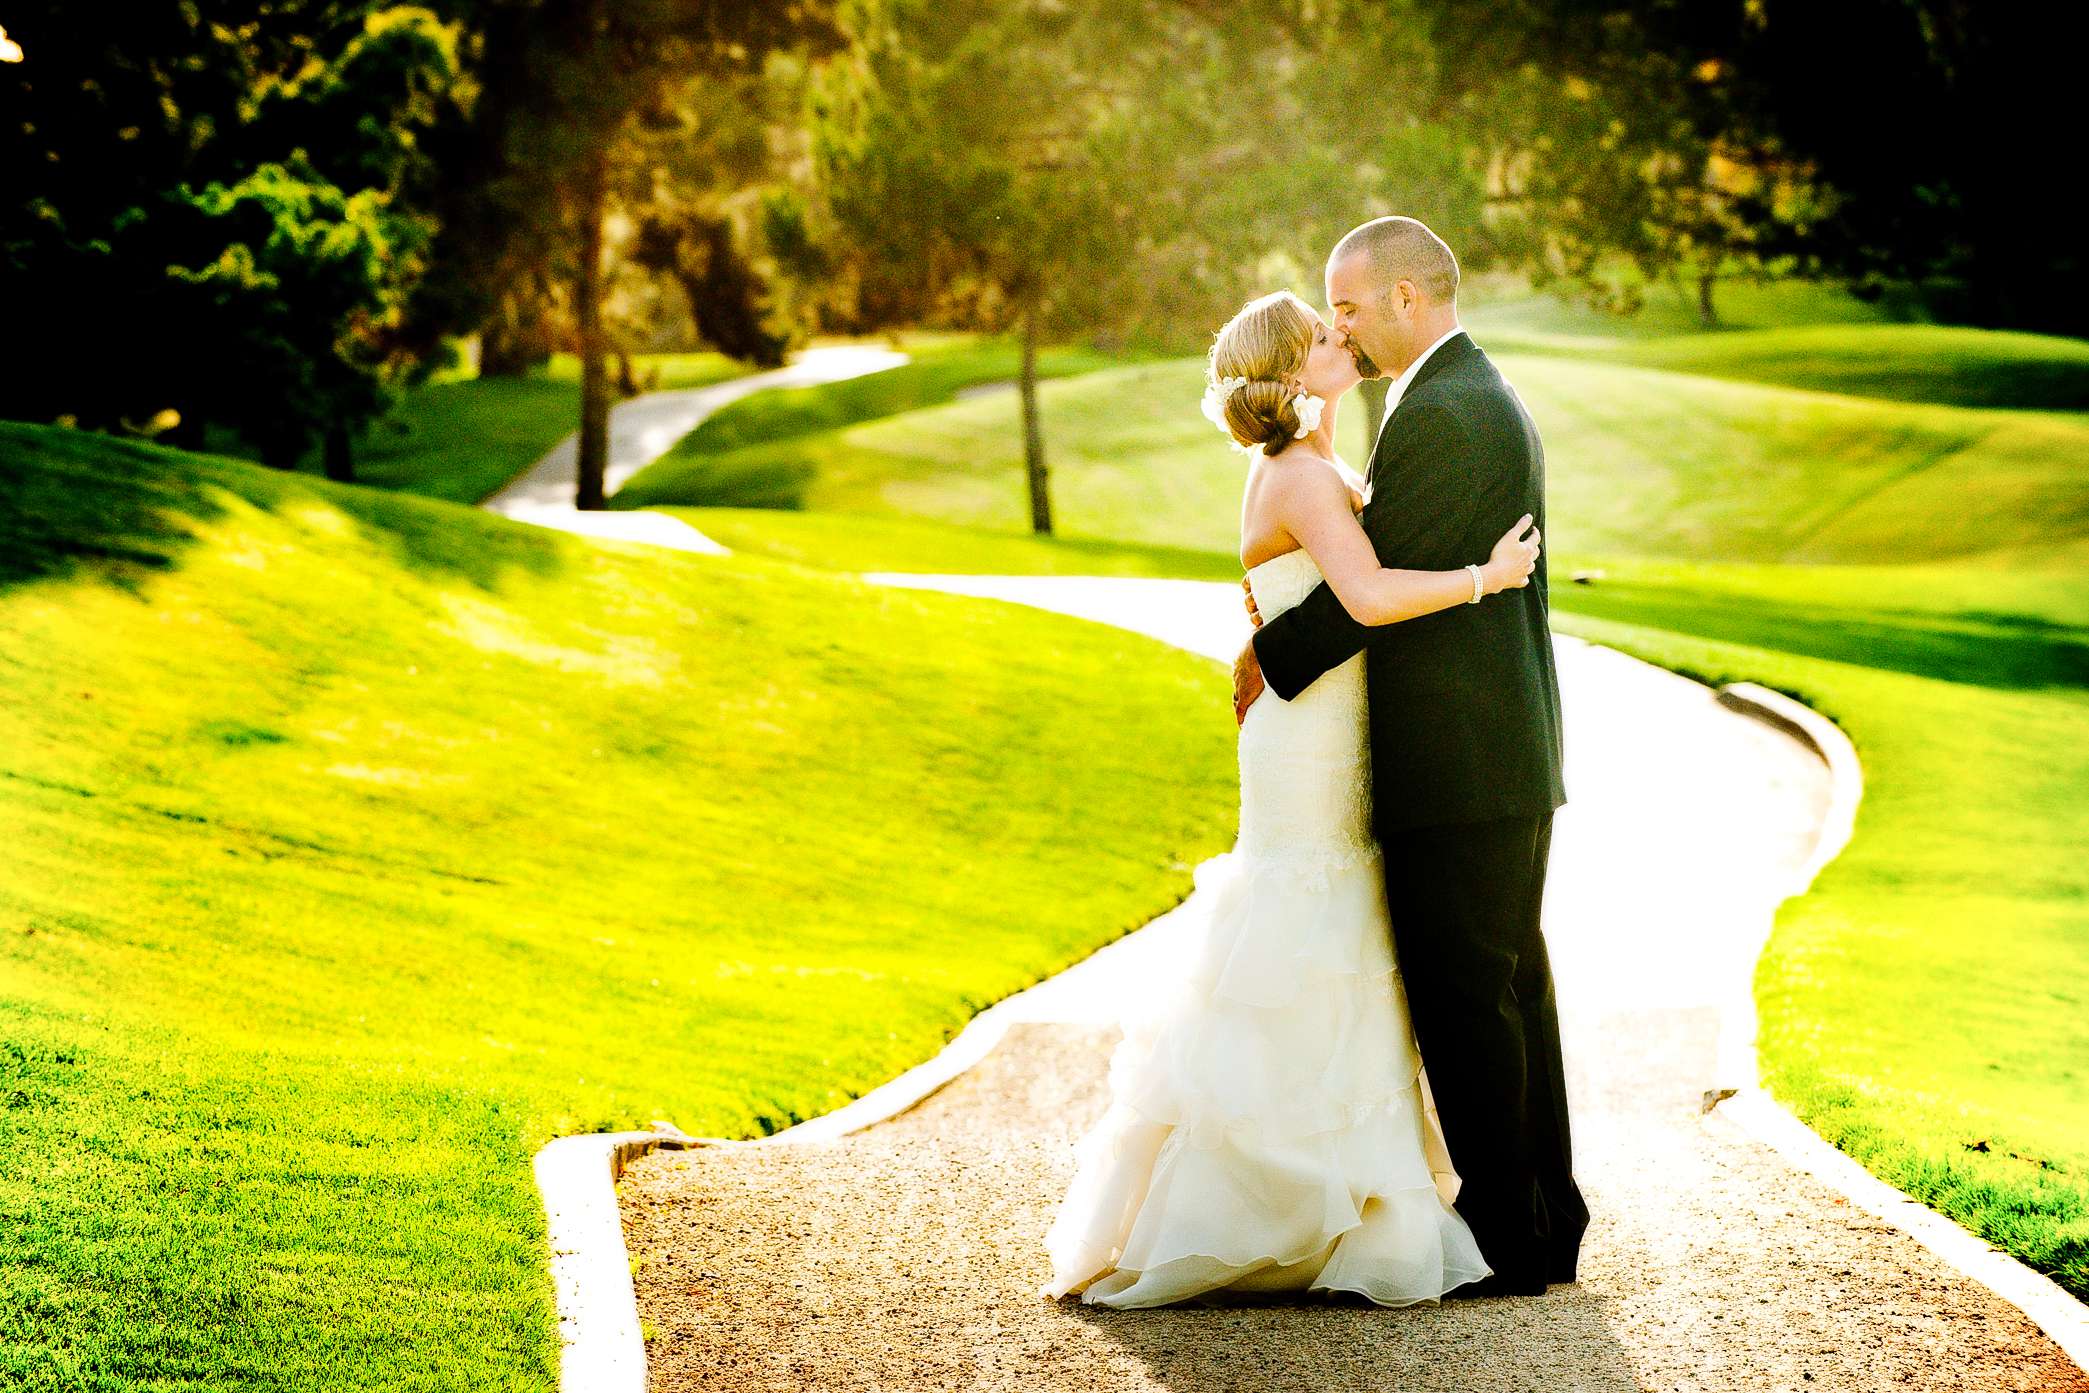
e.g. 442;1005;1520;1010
1200;374;1249;433
1200;375;1326;451
1290;390;1325;437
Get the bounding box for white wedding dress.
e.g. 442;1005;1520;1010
1039;546;1492;1308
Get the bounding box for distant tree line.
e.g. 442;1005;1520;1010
1;0;2071;513
0;0;840;496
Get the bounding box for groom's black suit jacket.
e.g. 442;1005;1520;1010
1249;331;1567;832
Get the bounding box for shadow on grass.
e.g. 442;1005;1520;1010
1556;582;2089;692
1;421;570;599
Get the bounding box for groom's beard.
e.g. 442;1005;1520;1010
1345;340;1381;379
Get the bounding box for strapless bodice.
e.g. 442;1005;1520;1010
1245;547;1326;621
1237;546;1371;879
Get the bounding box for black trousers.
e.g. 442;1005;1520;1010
1378;810;1588;1284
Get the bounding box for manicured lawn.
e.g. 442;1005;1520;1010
206;351;755;506
1547;558;2089;1301
333;374;580;504
1479;323;2089;411
665;507;1242;579
0;420;1237;1390
614;352;2089;566
611;334;1136;509
536;348;749;394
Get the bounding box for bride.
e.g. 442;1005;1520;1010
1038;289;1541;1308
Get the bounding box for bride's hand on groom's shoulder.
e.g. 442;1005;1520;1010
1484;514;1541;594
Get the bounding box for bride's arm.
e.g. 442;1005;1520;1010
1330;454;1368;513
1270;459;1538;627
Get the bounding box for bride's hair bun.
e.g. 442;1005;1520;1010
1207;291;1314;454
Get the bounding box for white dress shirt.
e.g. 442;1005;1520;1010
1372;323;1465;457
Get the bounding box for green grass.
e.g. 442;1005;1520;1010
1547;558;2089;1301
202;351;755;507
1476;324;2089;411
1461;274;1915;340
0;420;1237;1389
663;507;1245;579
331;375;581;504
605;354;2089;567
535;349;749;394
611;334;1136;509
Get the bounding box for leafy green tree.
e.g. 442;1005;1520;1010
1423;0;2081;333
802;0;1504;530
809;0;1114;531
417;0;839;509
0;4;464;473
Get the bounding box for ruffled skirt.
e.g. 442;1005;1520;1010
1039;844;1492;1308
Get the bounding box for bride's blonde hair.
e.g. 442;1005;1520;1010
1207;290;1314;454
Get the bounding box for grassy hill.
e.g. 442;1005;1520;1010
612;334;1133;511
670;507;1249;580
615;348;2089;569
1481;324;2089;411
198;350;752;507
0;421;1236;1390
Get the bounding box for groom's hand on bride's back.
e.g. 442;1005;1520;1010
1235;576;1266;726
1232;638;1265;726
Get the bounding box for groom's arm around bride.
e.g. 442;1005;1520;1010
1242;330;1567;834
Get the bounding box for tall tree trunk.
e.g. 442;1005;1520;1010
1696;264;1720;327
1019;305;1052;535
323;420;355;483
574;147;610;511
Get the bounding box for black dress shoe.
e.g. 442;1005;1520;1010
1443;1271;1548;1299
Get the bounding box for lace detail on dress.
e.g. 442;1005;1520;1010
1233;835;1377;894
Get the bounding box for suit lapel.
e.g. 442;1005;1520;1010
1366;331;1478;482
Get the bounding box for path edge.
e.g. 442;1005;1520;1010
534;1129;684;1393
529;893;1206;1393
1710;680;2089;1374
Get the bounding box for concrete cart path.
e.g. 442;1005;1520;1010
621;574;2088;1393
479;344;906;551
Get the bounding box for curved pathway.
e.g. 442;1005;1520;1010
620;576;2087;1392
478;344;907;549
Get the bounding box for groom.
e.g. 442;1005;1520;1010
1233;215;1589;1296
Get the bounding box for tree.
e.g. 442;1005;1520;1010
800;0;1516;529
1421;0;2085;334
0;4;464;472
808;0;1114;531
415;0;840;510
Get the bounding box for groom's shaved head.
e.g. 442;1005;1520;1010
1330;215;1459;302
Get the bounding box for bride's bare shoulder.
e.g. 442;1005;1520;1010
1255;448;1351;509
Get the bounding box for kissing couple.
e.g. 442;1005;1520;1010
1041;215;1589;1306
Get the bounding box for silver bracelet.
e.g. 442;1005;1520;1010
1465;564;1484;603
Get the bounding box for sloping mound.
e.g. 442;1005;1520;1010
0;421;1234;1390
1492;323;2089;411
601;352;2089;568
